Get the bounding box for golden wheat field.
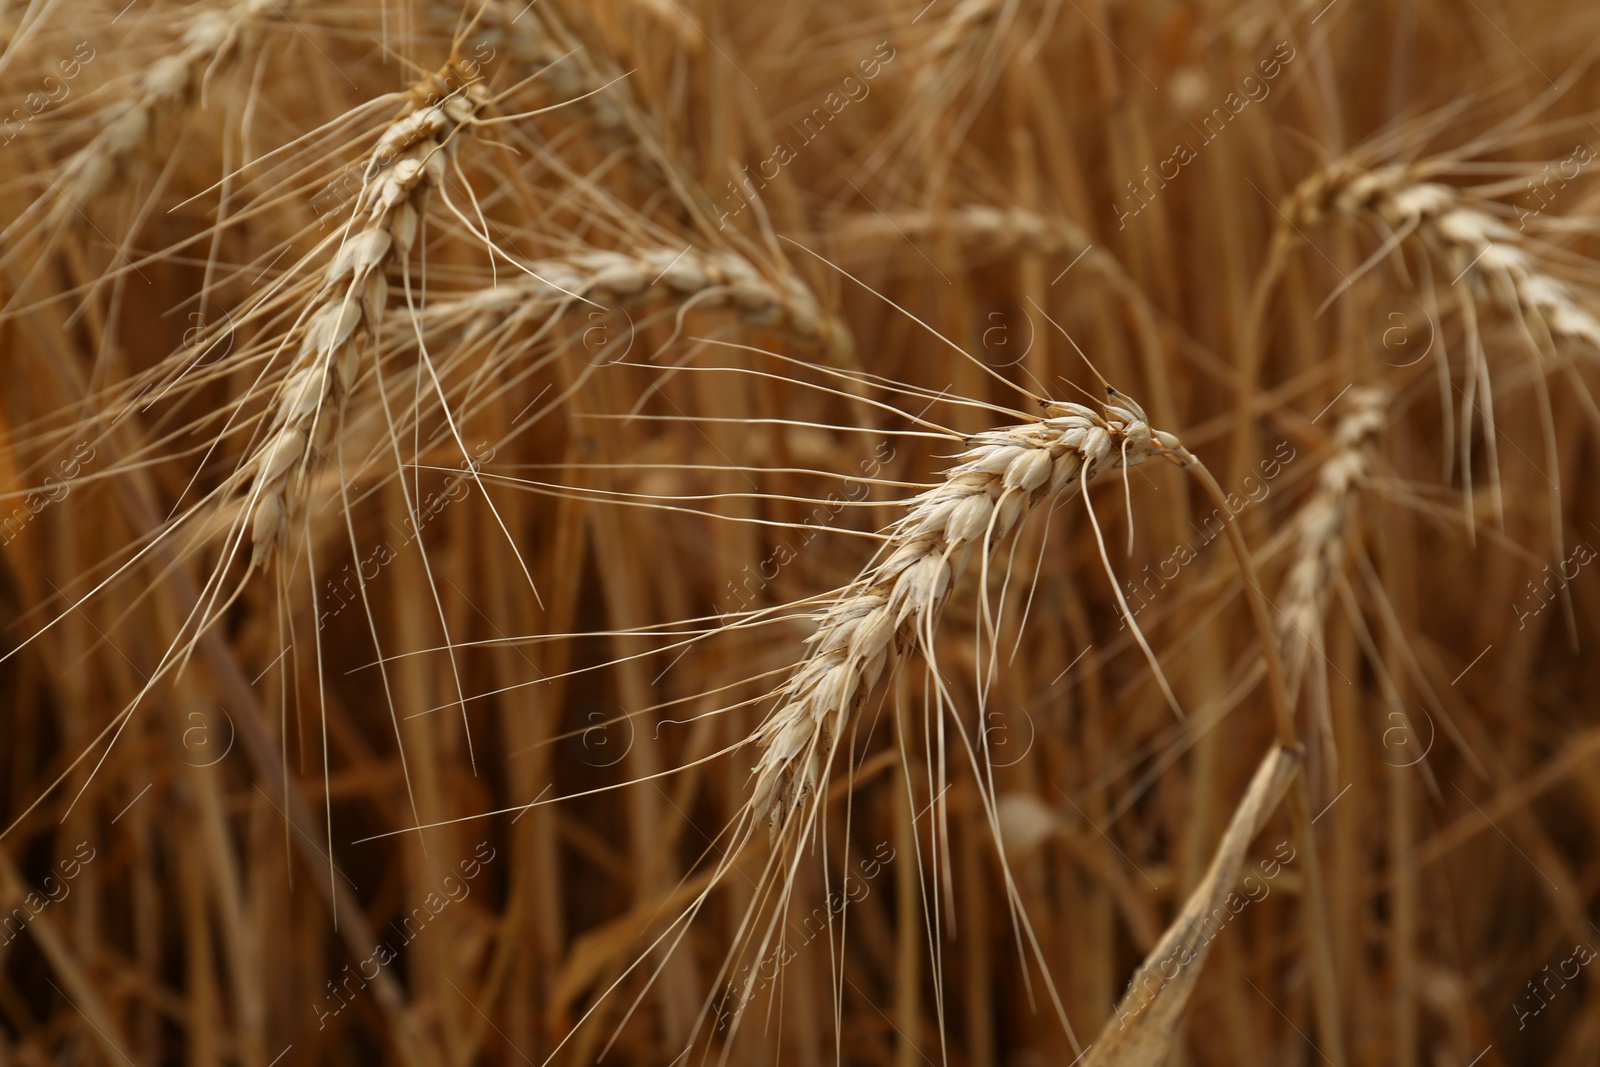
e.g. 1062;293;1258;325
2;0;1599;1063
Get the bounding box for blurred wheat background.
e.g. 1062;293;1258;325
2;0;1599;1063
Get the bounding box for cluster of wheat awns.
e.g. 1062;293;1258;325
1;0;1599;1065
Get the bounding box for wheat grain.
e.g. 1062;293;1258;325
747;391;1183;835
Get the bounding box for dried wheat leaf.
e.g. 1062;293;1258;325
1084;743;1302;1066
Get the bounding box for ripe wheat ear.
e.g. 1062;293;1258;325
1242;151;1600;539
748;390;1185;837
244;68;490;569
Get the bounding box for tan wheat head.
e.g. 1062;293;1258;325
748;390;1184;836
246;68;488;566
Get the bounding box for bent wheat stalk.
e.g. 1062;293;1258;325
1085;742;1302;1065
748;391;1184;835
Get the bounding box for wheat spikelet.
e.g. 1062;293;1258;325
245;68;487;567
748;391;1183;835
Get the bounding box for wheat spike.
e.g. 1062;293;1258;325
1278;386;1390;687
246;69;487;567
923;0;1009;64
420;245;852;359
46;0;289;227
483;2;652;154
479;0;717;222
1291;162;1600;355
832;204;1094;264
748;391;1184;835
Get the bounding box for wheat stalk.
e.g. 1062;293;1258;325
1084;742;1302;1065
747;391;1183;835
